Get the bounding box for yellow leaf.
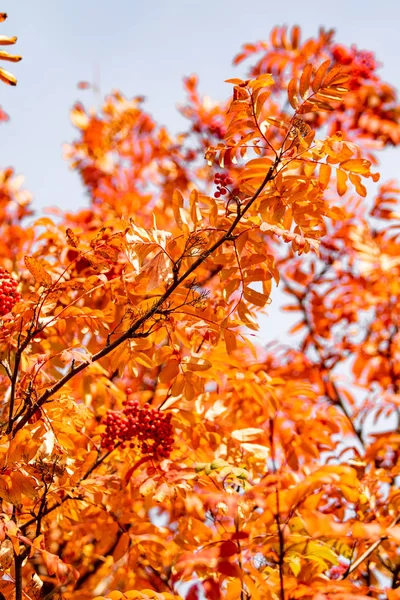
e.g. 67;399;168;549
240;443;269;459
135;353;154;368
56;432;76;451
70;103;89;129
232;428;264;442
285;554;302;576
108;589;125;599
251;73;274;89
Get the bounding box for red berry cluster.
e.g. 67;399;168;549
331;44;377;89
214;173;233;199
208;119;226;140
192;119;226;140
101;399;174;459
0;268;20;317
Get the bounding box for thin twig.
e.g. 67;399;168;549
21;447;116;532
282;274;365;448
269;419;285;600
341;516;400;579
11;163;278;437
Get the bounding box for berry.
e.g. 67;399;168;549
208;119;226;140
0;268;20;317
101;401;174;459
331;44;378;89
213;172;235;200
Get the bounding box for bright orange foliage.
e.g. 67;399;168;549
0;13;21;87
1;23;400;600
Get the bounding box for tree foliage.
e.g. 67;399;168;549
0;22;400;600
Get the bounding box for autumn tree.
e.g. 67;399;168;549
0;17;400;600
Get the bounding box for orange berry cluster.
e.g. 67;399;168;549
214;172;233;199
101;399;174;459
0;267;20;317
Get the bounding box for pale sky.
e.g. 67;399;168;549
1;0;399;341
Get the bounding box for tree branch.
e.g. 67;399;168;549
21;447;116;533
341;516;400;579
11;162;278;437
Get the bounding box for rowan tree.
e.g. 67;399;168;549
0;16;399;600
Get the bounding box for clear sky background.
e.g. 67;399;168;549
1;0;399;342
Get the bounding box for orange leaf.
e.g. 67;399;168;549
66;228;80;248
291;25;300;50
318;163;331;189
24;255;52;286
112;533;130;562
312;59;330;92
172;189;188;231
336;168;348;196
0;65;16;85
287;77;299;110
340;158;371;175
232;428;264;442
349;172;367;196
182;357;212;372
299;64;313;99
224;328;237;356
243;286;269;307
159;359;180;383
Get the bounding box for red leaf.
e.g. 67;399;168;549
218;560;241;577
219;540;238;558
187;585;201;600
203;578;222;600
